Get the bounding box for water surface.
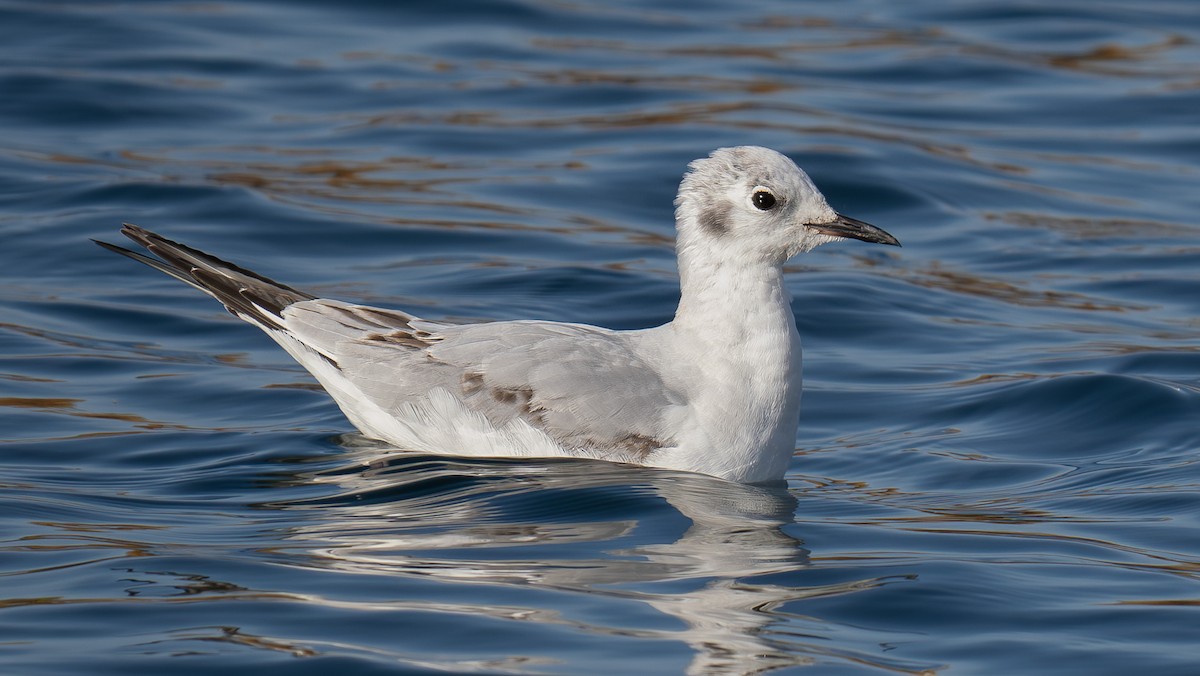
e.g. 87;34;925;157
1;1;1199;674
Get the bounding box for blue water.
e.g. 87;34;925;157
2;1;1199;673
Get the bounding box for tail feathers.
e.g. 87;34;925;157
96;223;316;330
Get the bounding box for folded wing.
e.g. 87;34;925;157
284;300;683;460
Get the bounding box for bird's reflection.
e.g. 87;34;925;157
259;439;906;674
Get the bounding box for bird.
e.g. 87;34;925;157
96;146;899;483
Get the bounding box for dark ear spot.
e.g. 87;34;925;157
698;199;732;235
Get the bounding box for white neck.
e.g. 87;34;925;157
658;240;804;482
673;238;794;339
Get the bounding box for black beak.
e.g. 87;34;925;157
810;213;901;247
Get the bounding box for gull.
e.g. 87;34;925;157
96;146;899;483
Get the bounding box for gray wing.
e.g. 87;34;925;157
96;227;679;459
283;300;682;459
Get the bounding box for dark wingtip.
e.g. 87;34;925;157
93;236;149;261
119;222;158;247
96;223;317;327
93;238;127;253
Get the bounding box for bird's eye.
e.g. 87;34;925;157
752;190;776;211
